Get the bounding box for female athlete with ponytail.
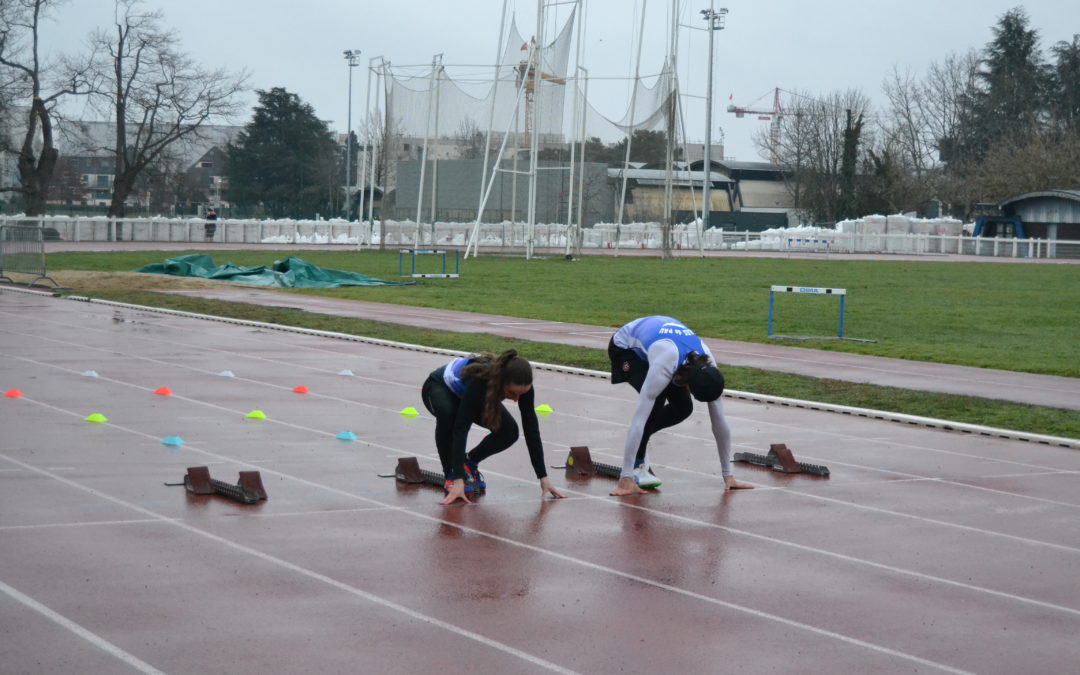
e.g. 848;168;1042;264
421;349;566;505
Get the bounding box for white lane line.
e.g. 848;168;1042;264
1;455;581;675
6;314;1080;599
0;580;167;675
4;379;1064;671
4;313;1075;485
2;452;971;675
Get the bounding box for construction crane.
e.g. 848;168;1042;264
514;38;566;137
727;87;782;163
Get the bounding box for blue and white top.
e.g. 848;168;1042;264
612;316;733;479
613;315;705;367
441;356;473;396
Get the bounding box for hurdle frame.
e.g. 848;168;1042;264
767;285;875;342
398;248;460;278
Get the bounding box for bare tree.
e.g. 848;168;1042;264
764;88;873;223
0;0;90;214
921;50;981;170
881;65;937;177
972;127;1080;201
81;0;247;217
50;154;85;206
454;117;486;160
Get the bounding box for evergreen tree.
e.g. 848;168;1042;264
837;109;864;219
607;129;681;166
226;88;341;218
1050;35;1080;132
947;7;1049;174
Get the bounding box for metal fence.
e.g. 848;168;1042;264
2;215;1078;260
0;225;59;287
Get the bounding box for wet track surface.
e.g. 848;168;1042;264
3;289;1080;674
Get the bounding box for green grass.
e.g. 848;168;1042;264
48;249;1080;376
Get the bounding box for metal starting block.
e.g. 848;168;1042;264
393;457;446;487
182;466;268;503
560;446;621;479
733;444;830;477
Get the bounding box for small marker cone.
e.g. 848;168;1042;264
338;369;355;376
84;413;108;423
153;386;173;396
218;370;235;377
399;406;419;418
535;404;553;414
161;435;184;447
335;430;357;441
4;389;24;398
292;385;309;394
82;370;99;378
245;409;267;420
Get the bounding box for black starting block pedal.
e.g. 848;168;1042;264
176;466;268;503
559;446;621;479
733;444;830;477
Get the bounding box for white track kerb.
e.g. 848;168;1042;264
7;284;1074;450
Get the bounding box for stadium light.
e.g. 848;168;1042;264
343;49;361;219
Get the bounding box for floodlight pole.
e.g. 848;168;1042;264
700;6;726;253
358;55;382;230
343;49;361;220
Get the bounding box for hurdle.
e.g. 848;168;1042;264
398;248;460;278
766;285;875;342
0;225;60;288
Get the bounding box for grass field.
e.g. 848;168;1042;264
47;249;1080;376
38;249;1080;440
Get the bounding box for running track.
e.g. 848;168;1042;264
2;289;1079;674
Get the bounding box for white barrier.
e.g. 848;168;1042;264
2;215;1077;259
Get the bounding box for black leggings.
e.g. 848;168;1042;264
421;376;519;478
609;338;693;467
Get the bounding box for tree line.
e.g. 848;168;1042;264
2;2;1076;224
767;7;1079;223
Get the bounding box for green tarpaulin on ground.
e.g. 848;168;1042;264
134;254;413;288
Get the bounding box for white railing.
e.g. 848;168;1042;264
3;215;1077;259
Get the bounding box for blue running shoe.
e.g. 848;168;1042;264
463;461;486;490
443;478;474;495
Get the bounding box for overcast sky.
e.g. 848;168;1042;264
39;0;1078;161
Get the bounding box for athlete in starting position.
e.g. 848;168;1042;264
608;316;754;496
421;349;566;505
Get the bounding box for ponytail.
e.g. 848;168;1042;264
462;349;533;430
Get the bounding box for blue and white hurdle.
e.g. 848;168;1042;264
767;285;849;341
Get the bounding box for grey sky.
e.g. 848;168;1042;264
39;0;1079;161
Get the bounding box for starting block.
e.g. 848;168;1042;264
176;466;268;503
392;457;446;487
733;444;830;477
559;446;621;479
386;457;485;492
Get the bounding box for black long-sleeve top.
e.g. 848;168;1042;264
452;376;548;480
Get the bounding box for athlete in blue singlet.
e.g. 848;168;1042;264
608;316;754;496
